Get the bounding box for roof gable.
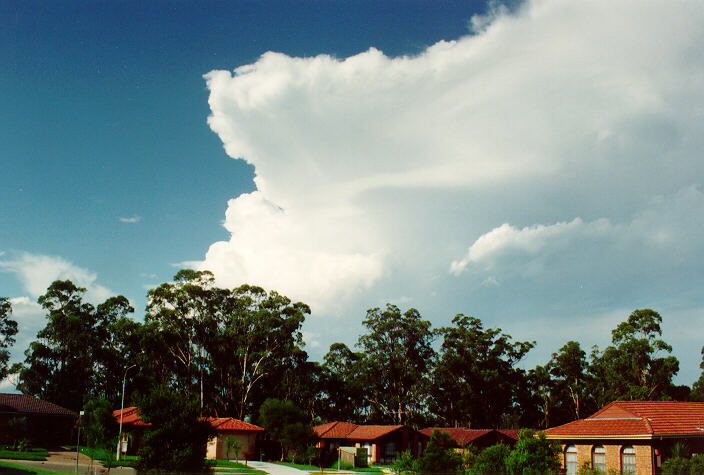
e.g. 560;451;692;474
346;425;405;440
546;401;704;438
420;428;519;446
0;393;75;417
314;421;359;439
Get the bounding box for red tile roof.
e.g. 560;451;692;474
420;428;520;446
0;393;75;417
314;421;359;438
545;401;704;439
205;417;264;431
313;422;408;441
346;425;405;440
113;407;151;426
112;407;263;431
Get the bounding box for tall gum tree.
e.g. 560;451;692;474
589;309;679;404
356;304;436;425
0;298;18;381
430;314;534;428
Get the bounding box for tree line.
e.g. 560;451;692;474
2;270;704;430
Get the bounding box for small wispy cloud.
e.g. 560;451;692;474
119;216;141;224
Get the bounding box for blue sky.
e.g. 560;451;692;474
3;0;704;388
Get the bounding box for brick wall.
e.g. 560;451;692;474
556;440;653;474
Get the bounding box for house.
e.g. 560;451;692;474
545;401;704;475
314;421;427;464
113;407;264;460
0;393;76;446
204;417;264;460
419;427;520;450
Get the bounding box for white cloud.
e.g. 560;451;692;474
0;252;113;303
119;215;141;223
200;0;704;380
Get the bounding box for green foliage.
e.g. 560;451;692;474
258;398;316;462
0;448;47;461
224;435;242;460
356;304;436;425
135;385;215;472
590;309;679;404
430;314;534;428
662;454;704;475
15;281;136;411
468;443;510;475
0;298;18;381
417;430;462;474
504;429;560;475
392;450;419;474
82;397;118;450
146;274;311;421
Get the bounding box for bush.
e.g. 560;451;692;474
662;454;704;475
418;430;462;474
392;450;418;474
134;385;215;473
504;429;560;475
468;443;510;475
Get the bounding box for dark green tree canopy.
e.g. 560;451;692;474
356;304;436;425
430;314;534;428
0;297;18;381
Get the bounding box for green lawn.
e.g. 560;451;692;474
275;461;383;473
73;446;137;467
0;448;48;461
0;461;61;474
206;459;266;473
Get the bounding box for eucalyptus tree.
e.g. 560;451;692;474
319;342;368;422
205;284;310;420
589;309;679;404
429;314;534;428
547;340;594;424
0;298;18;381
356;304;436;425
16;280;136;411
145;270;218;414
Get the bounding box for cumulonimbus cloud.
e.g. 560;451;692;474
199;0;704;323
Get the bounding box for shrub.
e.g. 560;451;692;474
392;450;418;474
468;443;510;475
417;430;462;474
504;429;560;475
134;385;215;473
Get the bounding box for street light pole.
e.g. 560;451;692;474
75;410;84;473
116;364;137;461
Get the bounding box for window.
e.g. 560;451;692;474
621;446;636;474
592;445;606;472
565;445;578;474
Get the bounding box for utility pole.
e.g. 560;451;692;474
116;364;137;461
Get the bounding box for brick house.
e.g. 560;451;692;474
0;393;76;446
419;427;519;450
113;407;264;460
545;401;704;474
314;421;427;464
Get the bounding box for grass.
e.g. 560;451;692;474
70;446;137;467
275;461;384;473
0;461;61;474
206;459;266;473
0;448;48;461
